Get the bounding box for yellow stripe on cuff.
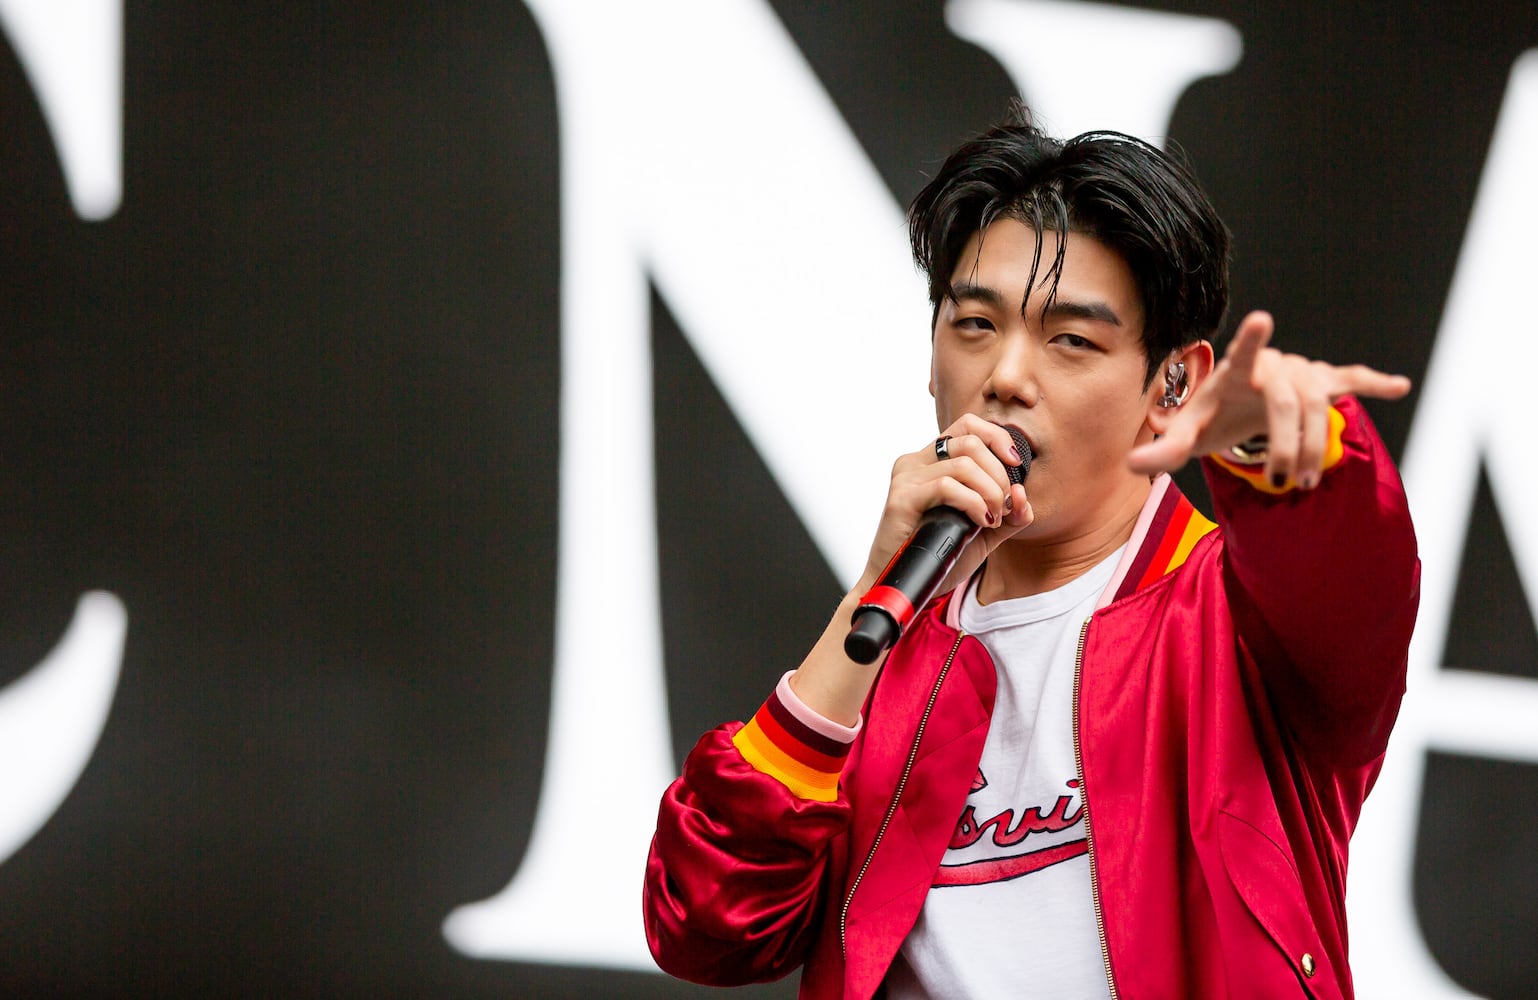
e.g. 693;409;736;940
732;721;840;802
738;719;833;788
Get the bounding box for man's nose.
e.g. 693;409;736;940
986;333;1040;406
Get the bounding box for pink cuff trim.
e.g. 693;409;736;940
776;671;861;744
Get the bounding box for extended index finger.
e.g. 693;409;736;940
1127;414;1202;475
1329;363;1413;401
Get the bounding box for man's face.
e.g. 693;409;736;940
930;219;1159;543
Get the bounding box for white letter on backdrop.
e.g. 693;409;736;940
0;0;122;219
443;0;1241;971
1350;50;1538;1000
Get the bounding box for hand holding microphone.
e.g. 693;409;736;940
845;423;1032;664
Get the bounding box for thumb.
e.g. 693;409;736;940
1128;421;1200;475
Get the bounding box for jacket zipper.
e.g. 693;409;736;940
1073;616;1118;998
840;630;966;959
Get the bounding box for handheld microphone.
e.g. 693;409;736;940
844;427;1031;665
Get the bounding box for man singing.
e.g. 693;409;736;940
643;109;1419;999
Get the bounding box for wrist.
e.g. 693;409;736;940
846;572;880;607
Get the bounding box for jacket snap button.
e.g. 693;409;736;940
1301;952;1316;977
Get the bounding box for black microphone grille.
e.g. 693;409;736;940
1005;427;1032;486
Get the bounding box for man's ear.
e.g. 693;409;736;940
1145;339;1215;436
928;303;947;399
928;341;938;399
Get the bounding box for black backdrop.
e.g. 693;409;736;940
2;2;1536;997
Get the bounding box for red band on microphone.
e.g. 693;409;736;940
857;585;916;630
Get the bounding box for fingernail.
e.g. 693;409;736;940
1004;495;1013;513
986;510;997;525
1270;472;1286;489
1009;446;1023;462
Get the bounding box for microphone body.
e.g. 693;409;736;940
844;429;1031;665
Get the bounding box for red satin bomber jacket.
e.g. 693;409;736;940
644;396;1419;1000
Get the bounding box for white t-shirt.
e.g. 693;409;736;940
885;549;1122;1000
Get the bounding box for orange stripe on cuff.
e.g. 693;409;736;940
1321;405;1346;469
732;720;840;801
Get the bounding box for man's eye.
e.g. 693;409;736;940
1053;333;1092;349
956;316;993;332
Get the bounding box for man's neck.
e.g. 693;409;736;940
976;485;1151;604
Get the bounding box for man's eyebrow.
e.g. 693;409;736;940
1044;299;1122;326
949;284;1124;327
947;282;1008;309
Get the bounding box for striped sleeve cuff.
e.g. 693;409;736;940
731;672;859;802
1208;405;1346;494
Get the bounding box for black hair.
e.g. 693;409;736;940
908;106;1231;387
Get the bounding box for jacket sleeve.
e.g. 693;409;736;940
1201;395;1420;767
643;674;856;986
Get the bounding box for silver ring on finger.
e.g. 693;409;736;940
934;435;952;461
